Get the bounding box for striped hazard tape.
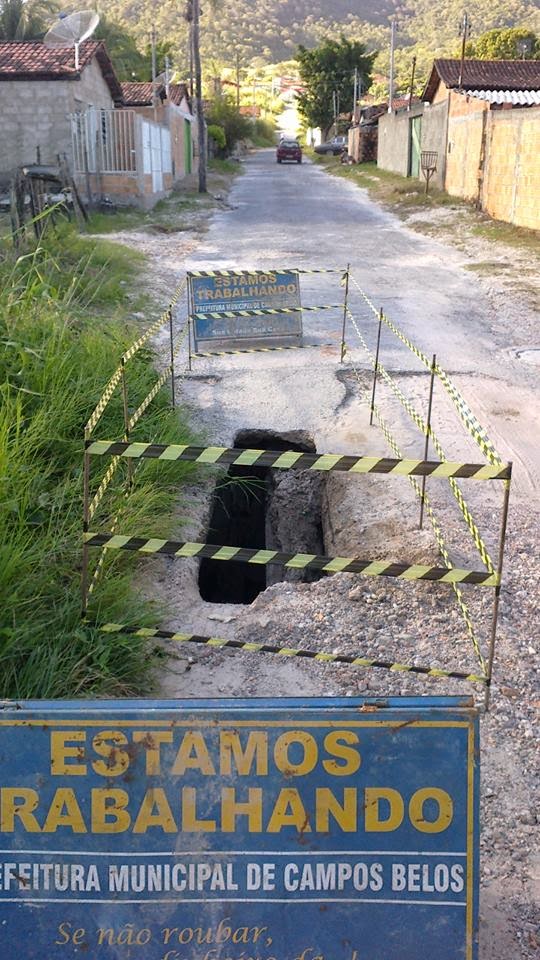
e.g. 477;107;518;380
188;268;344;277
191;304;340;320
192;343;335;358
347;308;500;575
83;532;500;586
91;622;488;685
346;358;487;673
84;365;123;437
85;440;511;481
435;364;503;467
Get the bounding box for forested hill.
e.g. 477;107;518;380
101;0;540;72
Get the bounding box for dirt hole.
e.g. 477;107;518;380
198;429;326;604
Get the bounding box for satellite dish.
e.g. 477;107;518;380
44;11;100;71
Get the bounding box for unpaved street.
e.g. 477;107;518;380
120;150;538;958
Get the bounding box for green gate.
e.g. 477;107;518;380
184;119;192;175
409;116;422;177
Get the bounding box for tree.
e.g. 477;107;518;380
296;36;375;138
95;17;147;80
466;27;539;60
0;0;57;40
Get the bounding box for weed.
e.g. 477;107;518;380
0;219;196;699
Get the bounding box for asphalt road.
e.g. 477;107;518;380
185;149;538;501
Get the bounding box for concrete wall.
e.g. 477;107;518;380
483;106;540;229
0;60;113;179
420;99;449;189
377;105;424;176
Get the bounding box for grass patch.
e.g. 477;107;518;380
0;220;196;699
471;218;540;254
209;157;243;176
311;154;467;216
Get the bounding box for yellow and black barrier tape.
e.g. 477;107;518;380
435;363;503;467
91;622;488;685
83;532;500;586
85;439;511;480
84;365;123;438
88;456;121;521
187;268;344;277
128;323;190;431
348;360;487;673
191;304;341;320
347;308;499;575
349;276;432;370
192;343;335;358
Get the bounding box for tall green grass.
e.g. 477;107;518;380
0;223;194;699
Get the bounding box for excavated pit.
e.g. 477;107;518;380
198;429;325;604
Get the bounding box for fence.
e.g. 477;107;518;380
82;268;511;708
70;108;172;185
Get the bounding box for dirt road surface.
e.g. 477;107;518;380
116;151;539;958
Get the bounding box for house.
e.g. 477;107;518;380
422;59;540;223
0;40;121;186
0;41;197;208
119;81;198;182
349;99;420;164
377;59;540;229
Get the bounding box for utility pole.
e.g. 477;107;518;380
408;55;416;110
191;0;207;193
235;50;241;108
151;26;157;121
388;19;396;113
458;11;472;91
353;66;358;119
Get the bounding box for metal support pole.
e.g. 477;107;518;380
168;309;176;408
484;470;512;711
81;444;91;617
419;353;437;529
369;309;383;426
340;263;350;363
121;359;133;489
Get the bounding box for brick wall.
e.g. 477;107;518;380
445;93;488;201
483;107;540;229
443;91;539;228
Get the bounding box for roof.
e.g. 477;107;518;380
120;80;190;109
0;40;123;101
423;59;540;101
466;88;540;106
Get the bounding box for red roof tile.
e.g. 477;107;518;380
120;80;190;109
120;81;159;105
423;58;540;101
0;40;122;100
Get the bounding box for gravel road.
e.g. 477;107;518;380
120;150;539;958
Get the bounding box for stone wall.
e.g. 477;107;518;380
0;60;113;181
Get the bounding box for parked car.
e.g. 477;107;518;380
314;136;348;156
276;139;302;163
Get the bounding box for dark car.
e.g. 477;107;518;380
276;139;302;163
314;136;348;156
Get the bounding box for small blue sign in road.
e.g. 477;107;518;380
189;270;302;348
0;697;479;959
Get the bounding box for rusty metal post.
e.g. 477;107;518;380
81;443;91;617
340;263;350;363
369;308;383;426
188;316;193;371
168;309;176;408
120;359;133;489
484;469;512;711
419;353;437;529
